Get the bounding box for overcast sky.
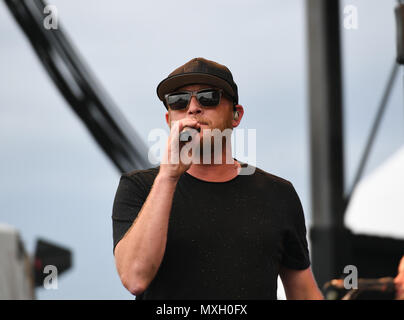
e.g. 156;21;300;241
0;0;403;299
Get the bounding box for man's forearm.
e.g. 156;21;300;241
114;172;178;295
280;266;324;300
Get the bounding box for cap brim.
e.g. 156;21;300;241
157;73;235;106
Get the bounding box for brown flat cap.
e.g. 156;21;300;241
156;57;238;109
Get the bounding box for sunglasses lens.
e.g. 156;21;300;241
166;93;190;110
197;90;221;106
166;89;222;110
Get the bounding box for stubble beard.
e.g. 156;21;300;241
197;119;233;165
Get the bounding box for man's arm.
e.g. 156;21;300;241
114;118;200;296
394;255;404;300
114;173;178;296
279;266;324;300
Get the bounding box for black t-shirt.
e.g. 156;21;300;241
112;165;310;300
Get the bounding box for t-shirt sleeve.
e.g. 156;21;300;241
280;182;311;270
111;173;149;254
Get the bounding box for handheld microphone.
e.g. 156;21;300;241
179;127;200;142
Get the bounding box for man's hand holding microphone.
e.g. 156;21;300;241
159;118;201;182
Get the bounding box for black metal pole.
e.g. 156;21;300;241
306;0;349;289
4;0;153;173
345;62;399;209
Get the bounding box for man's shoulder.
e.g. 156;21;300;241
123;166;160;178
249;165;293;189
121;166;160;187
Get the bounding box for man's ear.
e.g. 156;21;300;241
165;111;170;128
232;104;244;128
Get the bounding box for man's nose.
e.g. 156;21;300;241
187;96;202;115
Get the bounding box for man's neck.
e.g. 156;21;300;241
186;149;241;182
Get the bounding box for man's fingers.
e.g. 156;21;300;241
169;119;200;143
177;119;200;133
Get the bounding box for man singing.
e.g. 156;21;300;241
112;57;323;300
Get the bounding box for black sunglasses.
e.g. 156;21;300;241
164;88;225;111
